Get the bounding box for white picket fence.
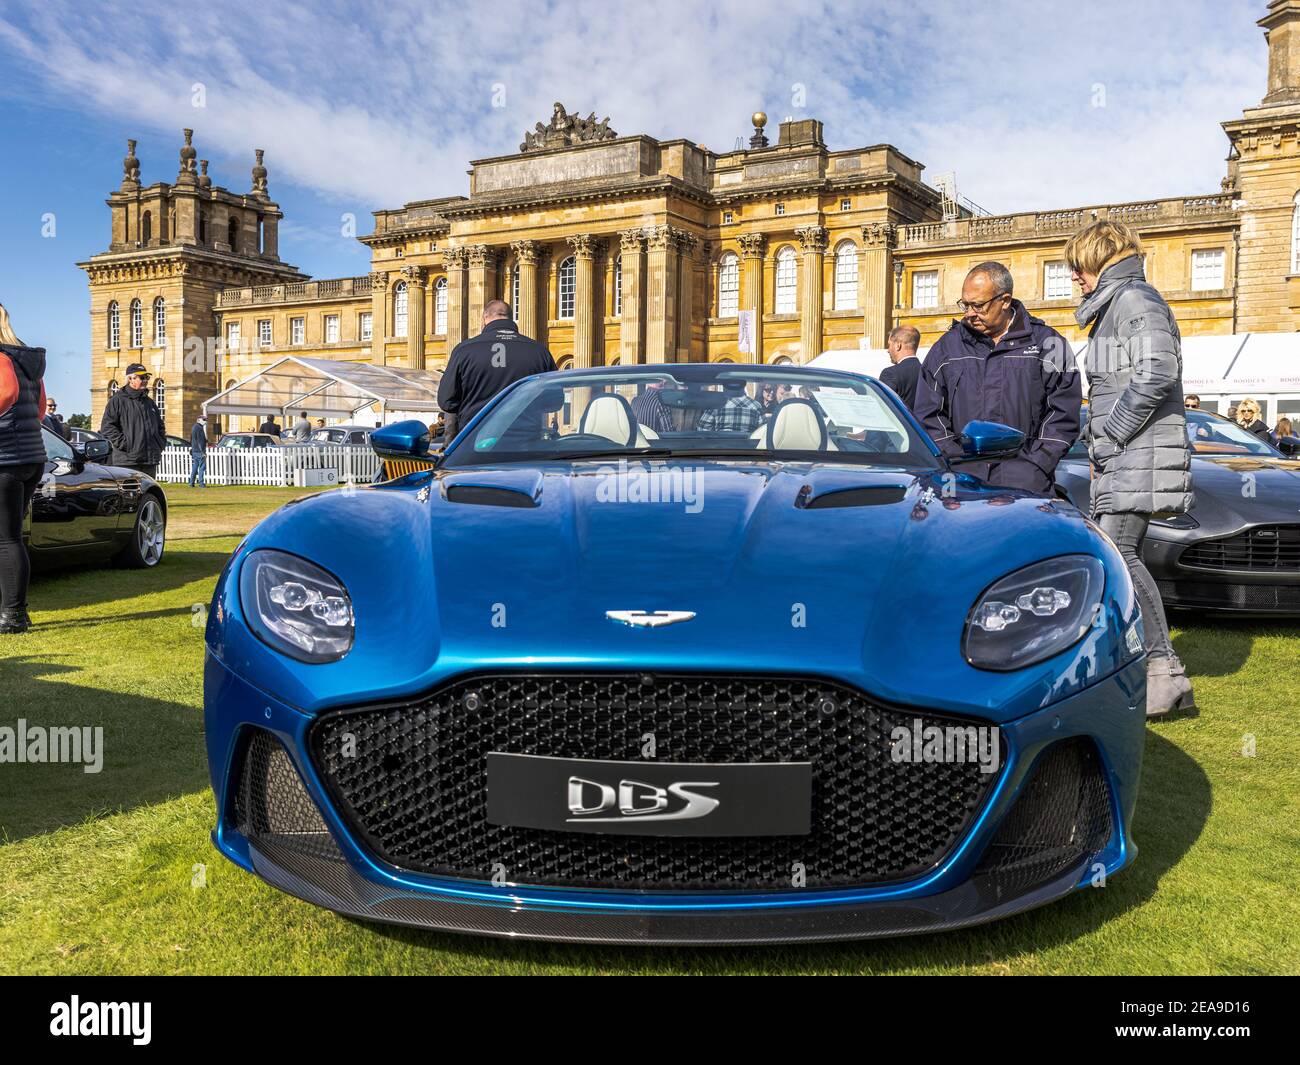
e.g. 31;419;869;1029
157;444;382;487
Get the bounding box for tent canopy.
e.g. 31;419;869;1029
203;357;443;419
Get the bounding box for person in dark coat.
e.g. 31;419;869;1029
913;262;1080;494
1067;219;1194;718
99;363;166;476
437;299;556;441
189;415;208;488
41;397;69;440
1234;398;1273;445
878;325;922;410
258;416;282;438
0;304;48;634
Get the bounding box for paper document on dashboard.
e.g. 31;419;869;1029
812;389;898;432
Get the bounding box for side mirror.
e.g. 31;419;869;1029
1277;435;1300;458
371;419;434;461
956;420;1026;461
80;439;111;462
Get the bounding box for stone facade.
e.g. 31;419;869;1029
81;3;1300;431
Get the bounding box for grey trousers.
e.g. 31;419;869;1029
1096;511;1176;661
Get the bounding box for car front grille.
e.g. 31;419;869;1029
1179;525;1300;572
307;673;1004;892
234;729;343;862
974;737;1113;894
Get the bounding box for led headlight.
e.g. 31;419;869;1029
238;549;354;663
963;555;1104;672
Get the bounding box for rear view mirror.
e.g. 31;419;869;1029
956;420;1026;461
80;439;111;462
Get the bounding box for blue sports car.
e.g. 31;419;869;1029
204;363;1146;945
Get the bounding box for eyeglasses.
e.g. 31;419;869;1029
956;292;1009;315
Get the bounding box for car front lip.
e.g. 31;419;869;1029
205;652;1145;943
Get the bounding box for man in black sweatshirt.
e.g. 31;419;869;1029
99;363;166;476
437;300;556;441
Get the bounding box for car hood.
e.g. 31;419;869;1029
222;460;1136;723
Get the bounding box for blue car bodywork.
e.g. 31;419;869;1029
205;364;1145;944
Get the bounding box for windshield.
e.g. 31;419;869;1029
442;366;937;468
1186;410;1279;456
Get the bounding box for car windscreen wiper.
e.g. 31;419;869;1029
561;447;676;461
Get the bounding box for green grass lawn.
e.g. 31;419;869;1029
1;484;1298;974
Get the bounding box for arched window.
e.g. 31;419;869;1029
773;355;794;365
613;255;623;316
717;252;739;317
834;241;858;310
153;379;166;424
511;264;520;315
1291;191;1300;274
153;297;166;345
107;301;120;349
142;211;152;244
107;379;119;398
774;246;797;314
393;280;409;338
434;277;448;334
129;299;143;347
227;217;239;253
558;255;576;319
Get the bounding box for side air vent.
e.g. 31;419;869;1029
444;484;539;508
796;484;908;509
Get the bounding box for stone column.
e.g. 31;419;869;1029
568;234;597;369
676;233;698;361
796;225;828;362
368;271;389;360
443;247;468;350
401;265;427;368
738;233;766;364
510;240;539;337
466;245;499;335
618;229;646;364
645;225;682;363
861;222;897;351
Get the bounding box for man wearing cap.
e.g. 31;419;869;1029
99;363;166;476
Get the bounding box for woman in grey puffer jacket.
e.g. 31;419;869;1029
1066;220;1195;718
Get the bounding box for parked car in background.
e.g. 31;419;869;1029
67;426;105;448
306;425;373;446
165;433;189;449
29;427;167;569
216;432;281;450
1056;407;1300;615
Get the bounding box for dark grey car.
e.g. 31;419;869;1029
1056;409;1300;615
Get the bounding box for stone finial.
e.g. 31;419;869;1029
122;139;141;188
749;110;769;149
198;159;212;189
177;128;198;184
251;149;268;198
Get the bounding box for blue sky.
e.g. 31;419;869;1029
0;0;1266;415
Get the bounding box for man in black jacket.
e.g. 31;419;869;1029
42;397;70;440
437;299;556;440
99;363;166;476
878;325;921;410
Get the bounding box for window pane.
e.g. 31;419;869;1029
394;281;408;337
913;270;939;309
325;315;339;343
718;253;739;317
775;247;797;314
1191;249;1225;291
360;311;373;342
559;256;576;319
834;242;858;310
1044;261;1071;300
258;319;272;346
434;278;448;334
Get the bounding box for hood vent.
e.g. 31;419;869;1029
796;484;908;510
444;483;539;508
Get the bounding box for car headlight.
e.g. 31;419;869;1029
963;555;1104;672
238;549;354;663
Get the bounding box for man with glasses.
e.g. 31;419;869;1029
99;362;167;476
913;262;1080;494
41;397;69;440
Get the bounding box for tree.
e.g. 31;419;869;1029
67;413;91;429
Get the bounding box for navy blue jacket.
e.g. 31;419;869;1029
879;355;921;410
0;344;48;467
913;301;1081;493
190;421;207;453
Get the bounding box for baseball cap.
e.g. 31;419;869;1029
124;362;151;378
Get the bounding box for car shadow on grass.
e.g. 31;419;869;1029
29;551;233;611
0;656;208;843
354;731;1210;972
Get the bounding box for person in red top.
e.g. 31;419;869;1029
0;303;48;634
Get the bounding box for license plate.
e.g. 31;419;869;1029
486;753;811;836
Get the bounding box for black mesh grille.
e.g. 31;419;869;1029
974;737;1112;893
234;729;343;861
1157;579;1300;612
1180;525;1300;572
308;673;1004;892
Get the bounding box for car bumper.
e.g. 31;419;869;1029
1145;537;1300;615
206;654;1146;945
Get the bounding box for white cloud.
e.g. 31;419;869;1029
0;0;1269;215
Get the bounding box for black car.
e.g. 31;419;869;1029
26;427;167;569
1057;408;1300;615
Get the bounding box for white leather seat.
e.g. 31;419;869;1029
751;399;836;450
580;394;649;448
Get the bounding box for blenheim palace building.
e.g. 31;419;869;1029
81;1;1300;432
